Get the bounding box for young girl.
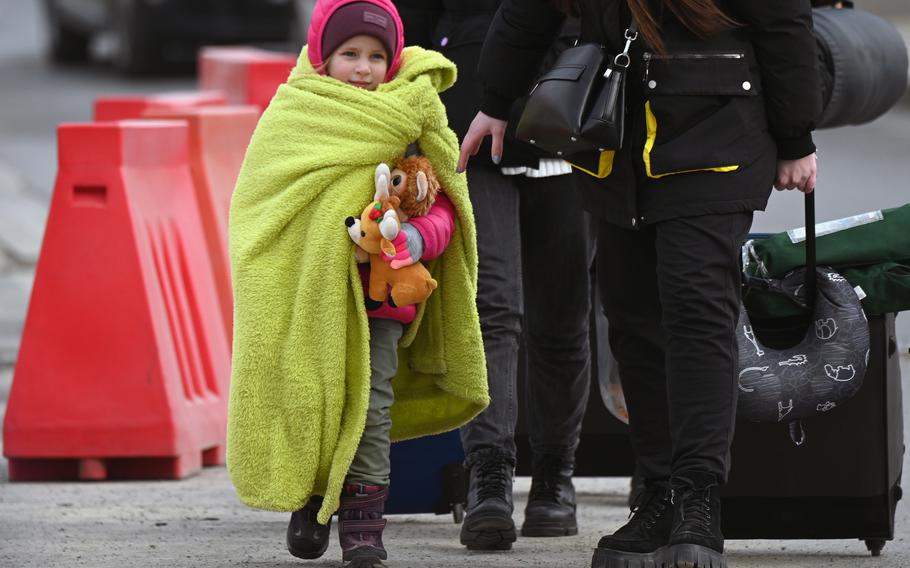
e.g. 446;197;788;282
226;1;489;566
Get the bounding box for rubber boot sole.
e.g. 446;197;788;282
286;521;330;559
342;545;387;567
460;514;517;551
661;543;727;568
521;518;578;537
591;546;664;568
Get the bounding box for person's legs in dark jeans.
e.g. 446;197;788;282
590;212;752;568
655;212;752;567
591;220;674;567
518;173;594;537
459;165;522;550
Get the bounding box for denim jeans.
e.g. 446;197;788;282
597;212;753;483
460;165;595;461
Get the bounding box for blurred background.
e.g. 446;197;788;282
0;0;908;372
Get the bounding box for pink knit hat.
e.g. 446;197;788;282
307;0;404;82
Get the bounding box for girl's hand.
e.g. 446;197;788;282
456;111;508;173
775;153;817;193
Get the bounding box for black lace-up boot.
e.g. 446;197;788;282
521;453;578;537
590;482;673;568
459;447;517;550
664;473;726;568
287;496;331;559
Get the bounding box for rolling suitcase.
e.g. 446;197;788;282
723;311;904;556
725;194;904;556
385;431;467;522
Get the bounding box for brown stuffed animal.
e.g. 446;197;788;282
374;155;441;220
345;178;438;310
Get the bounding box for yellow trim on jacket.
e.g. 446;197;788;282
570;150;616;178
643;101;740;179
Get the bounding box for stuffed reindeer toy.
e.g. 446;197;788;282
345;171;438;310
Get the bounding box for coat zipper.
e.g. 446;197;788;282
643;52;745;83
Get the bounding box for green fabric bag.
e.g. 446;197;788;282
748;204;910;277
843;260;910;315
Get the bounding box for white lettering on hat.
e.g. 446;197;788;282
363;11;388;28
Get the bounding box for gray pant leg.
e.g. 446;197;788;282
459;165;523;459
347;318;403;486
518;173;595;459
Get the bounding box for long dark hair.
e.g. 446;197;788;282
551;0;738;52
629;0;738;53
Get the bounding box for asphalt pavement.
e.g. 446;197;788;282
1;2;909;567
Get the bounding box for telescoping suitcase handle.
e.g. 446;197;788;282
804;191;817;308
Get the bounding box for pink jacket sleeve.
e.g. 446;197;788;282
408;193;455;261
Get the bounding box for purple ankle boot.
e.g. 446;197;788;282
338;484;389;567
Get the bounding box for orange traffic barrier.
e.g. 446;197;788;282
198;46;297;112
143;106;260;342
93;91;226;121
3;121;231;480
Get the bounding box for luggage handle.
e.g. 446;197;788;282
804;192;817;310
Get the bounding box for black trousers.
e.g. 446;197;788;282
460;165;595;460
597;211;753;483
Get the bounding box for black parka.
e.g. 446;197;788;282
394;0;579;169
477;0;823;227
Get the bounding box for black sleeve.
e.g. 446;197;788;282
394;0;444;49
478;0;566;119
730;0;823;160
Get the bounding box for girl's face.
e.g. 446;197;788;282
325;35;389;91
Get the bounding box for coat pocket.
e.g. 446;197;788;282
642;52;765;179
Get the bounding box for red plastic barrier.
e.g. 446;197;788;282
93;91;226;122
198;46;297;112
3;121;231;480
143;106;260;342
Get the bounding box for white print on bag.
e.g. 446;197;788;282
824;363;856;382
778;399;794;422
817;401;837;412
827;272;847;283
737;366;770;393
743;325;764;356
778;354;808;367
815;318;839;340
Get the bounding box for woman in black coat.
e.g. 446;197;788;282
396;0;598;550
457;0;821;567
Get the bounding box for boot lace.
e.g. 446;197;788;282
672;488;714;534
475;455;511;501
528;456;564;503
627;487;669;531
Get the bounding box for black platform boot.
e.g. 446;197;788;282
459;447;517;550
590;482;673;568
521;453;578;537
664;473;726;568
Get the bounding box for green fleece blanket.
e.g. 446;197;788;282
227;46;489;522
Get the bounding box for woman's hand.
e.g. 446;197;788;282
456;111;508;173
775;153;817;193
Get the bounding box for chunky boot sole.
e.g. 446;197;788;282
286;517;330;559
343;545;388;566
591;546;664;568
460;514;517;550
661;543;726;568
345;556;386;568
288;539;330;560
521;518;578;537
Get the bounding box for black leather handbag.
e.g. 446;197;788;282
515;23;638;158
